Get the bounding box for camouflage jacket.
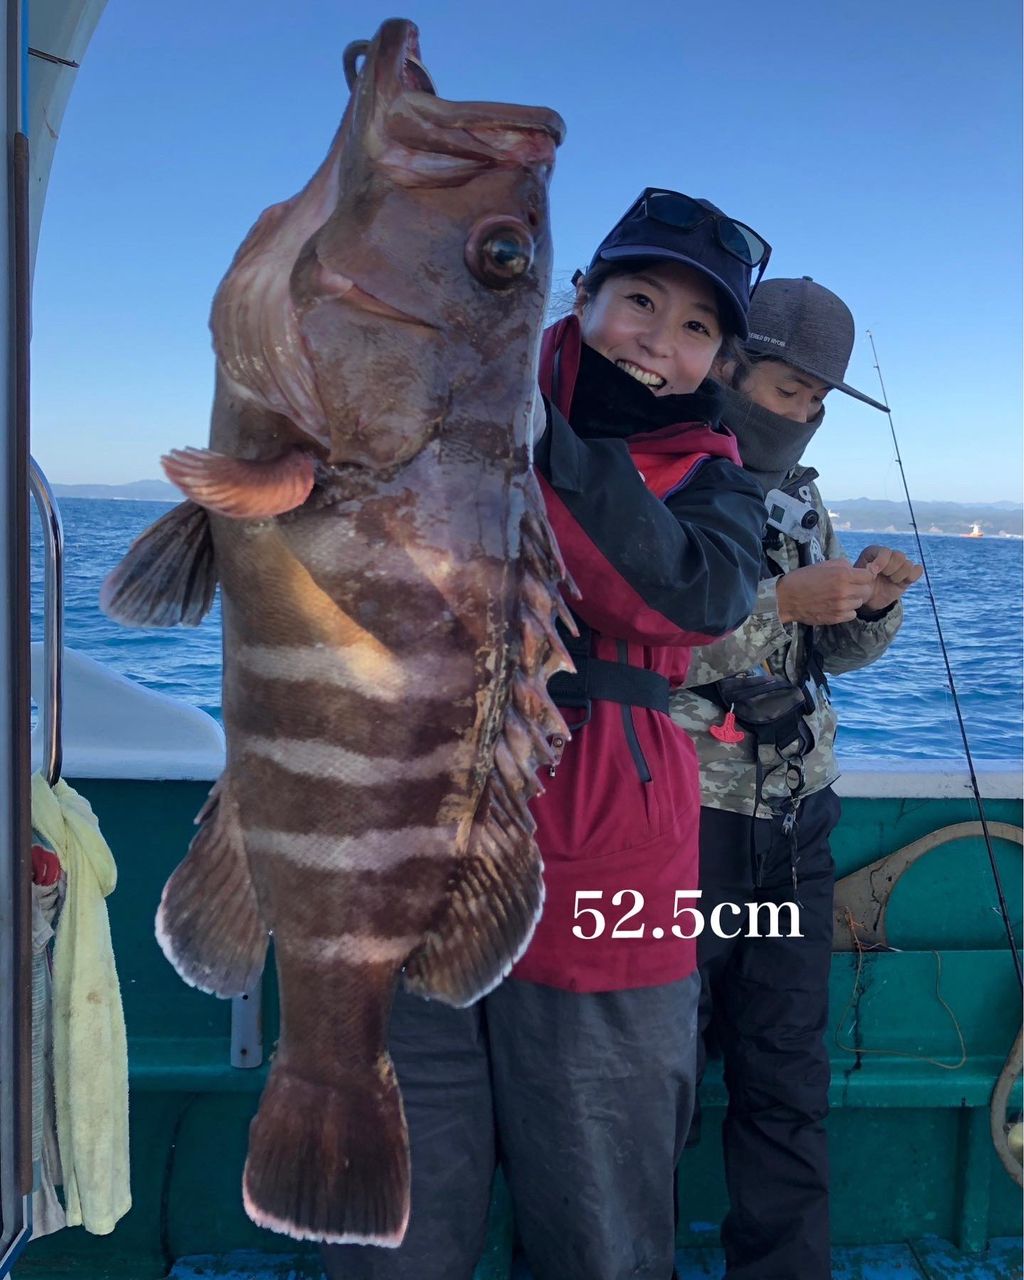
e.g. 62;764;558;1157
670;466;903;817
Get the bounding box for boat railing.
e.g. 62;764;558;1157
28;456;62;787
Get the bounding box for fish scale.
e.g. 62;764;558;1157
100;16;571;1247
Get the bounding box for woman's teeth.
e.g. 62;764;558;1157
617;360;666;389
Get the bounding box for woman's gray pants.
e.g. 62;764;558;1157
321;972;699;1280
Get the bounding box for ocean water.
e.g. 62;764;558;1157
29;498;1024;763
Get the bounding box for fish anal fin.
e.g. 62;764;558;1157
156;776;268;998
402;487;573;1008
100;500;217;628
402;775;544;1007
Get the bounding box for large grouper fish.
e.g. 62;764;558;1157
101;18;573;1246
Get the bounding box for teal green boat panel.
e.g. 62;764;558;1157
13;779;1023;1279
63;780;230;1044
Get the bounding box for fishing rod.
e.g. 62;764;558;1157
866;330;1023;991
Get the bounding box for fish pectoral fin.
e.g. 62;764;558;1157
156;776;268;998
402;775;544;1008
162;446;315;518
99;499;217;627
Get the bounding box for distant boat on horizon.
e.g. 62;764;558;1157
963;521;985;539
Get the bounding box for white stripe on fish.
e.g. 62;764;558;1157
293;932;423;964
235;642;474;704
243;825;459;872
238;732;464;782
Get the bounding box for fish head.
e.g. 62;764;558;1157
289;18;566;468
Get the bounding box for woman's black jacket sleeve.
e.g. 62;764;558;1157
534;403;766;646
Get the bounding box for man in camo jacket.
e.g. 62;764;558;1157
671;277;922;1280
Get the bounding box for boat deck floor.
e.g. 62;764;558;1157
15;1238;1022;1279
163;1238;1024;1280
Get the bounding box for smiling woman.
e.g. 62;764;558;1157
564;187;771;398
574;262;725;395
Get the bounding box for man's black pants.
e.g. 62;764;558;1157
695;786;840;1280
321;972;699;1280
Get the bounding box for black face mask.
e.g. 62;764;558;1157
716;382;824;493
568;342;721;439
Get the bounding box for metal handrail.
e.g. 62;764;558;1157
28;457;62;786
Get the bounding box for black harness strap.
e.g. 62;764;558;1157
547;614;671;719
548;660;670;714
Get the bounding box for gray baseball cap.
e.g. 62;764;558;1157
743;276;888;412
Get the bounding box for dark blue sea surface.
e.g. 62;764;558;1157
30;498;1023;763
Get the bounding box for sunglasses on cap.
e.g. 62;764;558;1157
625;188;772;284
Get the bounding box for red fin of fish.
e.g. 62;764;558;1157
162;446;315;519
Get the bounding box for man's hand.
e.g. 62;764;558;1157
776;560;881;625
853;544;923;613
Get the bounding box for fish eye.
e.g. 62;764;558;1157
465;217;534;290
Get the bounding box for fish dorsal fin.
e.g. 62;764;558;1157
402;486;573;1006
100;500;217;628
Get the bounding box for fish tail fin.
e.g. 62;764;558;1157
156;777;268;997
243;1057;409;1246
100;499;217;627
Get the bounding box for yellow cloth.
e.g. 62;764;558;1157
31;773;131;1234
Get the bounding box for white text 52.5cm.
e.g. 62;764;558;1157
570;889;802;940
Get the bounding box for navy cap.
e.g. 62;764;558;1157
587;195;755;339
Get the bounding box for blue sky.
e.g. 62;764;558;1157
30;0;1022;503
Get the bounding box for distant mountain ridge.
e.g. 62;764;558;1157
51;479;178;501
824;498;1023;537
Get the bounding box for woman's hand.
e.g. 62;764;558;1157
776;560;880;625
853;545;923;613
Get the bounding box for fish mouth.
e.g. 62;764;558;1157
345;28;438;97
318;20;560;327
401;52;437;97
345;19;566;172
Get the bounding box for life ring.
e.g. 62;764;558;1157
991;1028;1023;1189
